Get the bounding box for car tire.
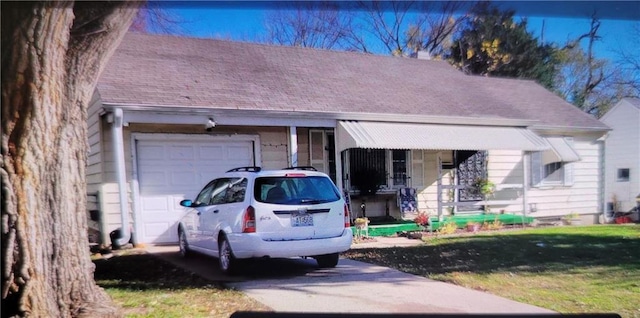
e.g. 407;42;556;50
218;236;237;275
315;253;339;268
178;228;191;258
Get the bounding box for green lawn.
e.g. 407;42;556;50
93;250;270;317
343;224;640;317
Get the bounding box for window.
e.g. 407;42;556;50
194;178;246;206
530;152;573;187
347;148;410;192
617;168;630;182
543;162;563;184
253;176;340;205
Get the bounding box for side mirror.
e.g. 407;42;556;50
180;199;193;207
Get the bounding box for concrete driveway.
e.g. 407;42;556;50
146;238;555;314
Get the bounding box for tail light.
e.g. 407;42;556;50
344;203;350;228
243;206;256;233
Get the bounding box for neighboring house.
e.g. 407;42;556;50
88;33;609;245
600;98;640;214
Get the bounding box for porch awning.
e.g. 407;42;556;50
336;121;549;152
542;137;580;164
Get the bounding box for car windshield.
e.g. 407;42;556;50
254;176;340;205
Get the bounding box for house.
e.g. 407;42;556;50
600;98;640;215
87;33;609;245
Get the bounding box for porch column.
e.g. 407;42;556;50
437;152;443;222
288;126;298;167
334;128;343;194
522;151;529;217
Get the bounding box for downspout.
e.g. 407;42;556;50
110;108;131;246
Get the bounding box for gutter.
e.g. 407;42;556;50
101;102;539;128
109;108;132;247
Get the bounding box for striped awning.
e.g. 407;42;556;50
542;137;580;164
336;121;549;152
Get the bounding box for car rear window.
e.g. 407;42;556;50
254;176;341;205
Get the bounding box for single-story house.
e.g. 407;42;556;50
87;32;609;245
600;98;640;216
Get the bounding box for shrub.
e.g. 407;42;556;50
437;218;458;235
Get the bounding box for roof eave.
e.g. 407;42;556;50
101;102;540;127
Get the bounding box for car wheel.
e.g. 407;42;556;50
316;253;339;268
178;228;191;258
218;236;237;275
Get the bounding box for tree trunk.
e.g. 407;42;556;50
1;2;140;317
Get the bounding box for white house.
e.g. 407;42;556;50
87;33;610;245
600;98;640;214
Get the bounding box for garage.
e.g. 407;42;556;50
134;134;258;243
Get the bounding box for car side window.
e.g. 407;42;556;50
224;178;247;204
210;179;232;205
194;180;217;206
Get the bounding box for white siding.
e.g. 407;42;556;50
602;100;640;212
526;136;603;217
86;92;103;194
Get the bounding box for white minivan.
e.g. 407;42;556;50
177;166;353;274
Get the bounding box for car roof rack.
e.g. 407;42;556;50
226;166;262;173
283;166;317;171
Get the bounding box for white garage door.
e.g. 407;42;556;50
136;138;254;243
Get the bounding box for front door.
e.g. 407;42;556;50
456;150;487;211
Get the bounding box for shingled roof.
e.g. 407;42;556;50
97;32;608;131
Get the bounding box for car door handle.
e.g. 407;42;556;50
213;209;220;213
197;212;201;216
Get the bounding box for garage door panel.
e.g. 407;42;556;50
228;145;253;161
198;145;224;160
138;145;166;160
169;145;196;160
171;171;197;186
137;138;254;243
144;222;175;242
140;196;169;211
140;171;167;188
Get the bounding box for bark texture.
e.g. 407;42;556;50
1;2;140;317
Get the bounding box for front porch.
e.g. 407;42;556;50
351;213;535;237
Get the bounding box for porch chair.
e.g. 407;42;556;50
397;187;418;220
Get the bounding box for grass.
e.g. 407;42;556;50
93;250;271;317
343;224;640;317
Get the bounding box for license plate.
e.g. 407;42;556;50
292;214;313;227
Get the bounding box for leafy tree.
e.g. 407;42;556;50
2;1;140;316
448;2;559;89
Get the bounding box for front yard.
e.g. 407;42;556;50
344;224;640;317
93;250;271;317
93;224;638;317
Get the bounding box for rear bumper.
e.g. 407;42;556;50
227;228;353;259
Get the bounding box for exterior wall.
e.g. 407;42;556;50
602;101;640;212
415;150;454;216
86;92;104;241
486;149;525;214
527;135;604;219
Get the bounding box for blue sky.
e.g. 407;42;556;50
154;1;639;62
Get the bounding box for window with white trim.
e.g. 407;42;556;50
617;168;630;182
530;152;573;187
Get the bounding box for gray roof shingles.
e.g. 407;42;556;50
97;33;608;130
